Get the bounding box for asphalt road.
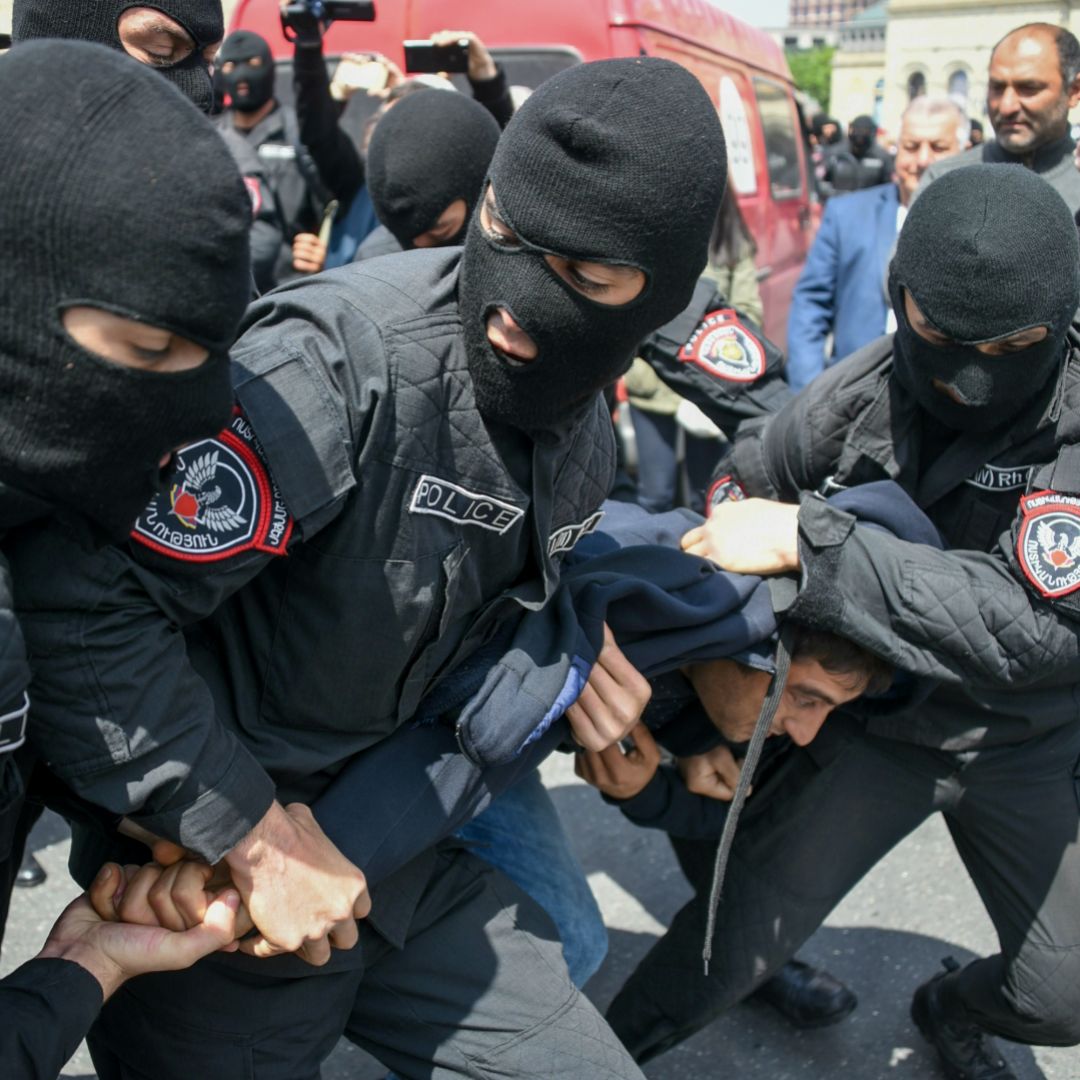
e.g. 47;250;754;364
3;753;1078;1080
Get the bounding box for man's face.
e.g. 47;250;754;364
987;29;1080;154
686;656;869;748
894;111;962;204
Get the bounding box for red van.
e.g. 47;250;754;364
229;0;815;347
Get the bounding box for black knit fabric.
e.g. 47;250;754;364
459;57;726;433
890;164;1080;431
217;30;275;112
12;0;224;111
0;41;251;539
366;89;500;249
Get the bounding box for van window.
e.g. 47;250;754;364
752;78;802;201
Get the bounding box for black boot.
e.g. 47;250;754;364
750;959;858;1029
15;850;46;888
910;957;1016;1080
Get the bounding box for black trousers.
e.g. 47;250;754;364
606;715;1080;1063
88;843;644;1080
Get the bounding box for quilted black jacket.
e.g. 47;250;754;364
728;332;1080;749
8;249;616;864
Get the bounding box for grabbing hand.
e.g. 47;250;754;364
39;863;241;1001
566;624;652;752
678;745;747;802
430;30;497;81
225;801;370;966
292;232;328;275
575;723;661;801
681;498;801;575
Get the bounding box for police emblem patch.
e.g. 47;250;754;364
131;410;293;563
706;474;747;515
1016;490;1080;598
678;308;765;383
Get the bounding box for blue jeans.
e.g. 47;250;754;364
456;769;608;988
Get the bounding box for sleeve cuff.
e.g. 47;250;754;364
604;766;676;826
786;494;857;630
129;744;276;863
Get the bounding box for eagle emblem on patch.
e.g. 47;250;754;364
131;410;293;563
1016;490;1080;598
678;308;765;383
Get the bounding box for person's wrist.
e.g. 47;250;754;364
225;800;291;874
38;938;125;1000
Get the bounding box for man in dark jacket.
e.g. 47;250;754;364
821;114;894;196
0;38;252;1074
10;57;726;1079
608;164;1080;1080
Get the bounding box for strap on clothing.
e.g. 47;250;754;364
701;623;794;975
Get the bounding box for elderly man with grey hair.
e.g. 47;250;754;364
919;22;1080;212
786;95;966;389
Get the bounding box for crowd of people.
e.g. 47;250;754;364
2;4;1080;1080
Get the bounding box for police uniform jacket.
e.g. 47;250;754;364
216;104;325;285
8;249;616;870
725;332;1080;749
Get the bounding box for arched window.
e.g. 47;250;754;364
908;71;927;100
948;69;969;108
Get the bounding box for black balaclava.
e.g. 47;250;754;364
459;58;727;434
12;0;224;112
889;164;1080;434
367;89;501;249
217;30;276;113
848;114;876;156
0;41;251;540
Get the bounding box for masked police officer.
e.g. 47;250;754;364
10;58;725;1079
610;164;1080;1080
0;38;252;1073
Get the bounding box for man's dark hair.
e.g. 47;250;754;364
996;23;1080;87
789;623;893;696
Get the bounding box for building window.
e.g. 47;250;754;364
948;69;969;108
908;71;927;100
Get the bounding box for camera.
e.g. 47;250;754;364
403;39;470;74
281;0;376;42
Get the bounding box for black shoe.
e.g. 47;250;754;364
15;851;46;888
751;959;858;1029
911;957;1016;1080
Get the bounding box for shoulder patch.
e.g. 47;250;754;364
1016;490;1080;598
678;308;765;383
131;409;294;563
705;474;747;515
